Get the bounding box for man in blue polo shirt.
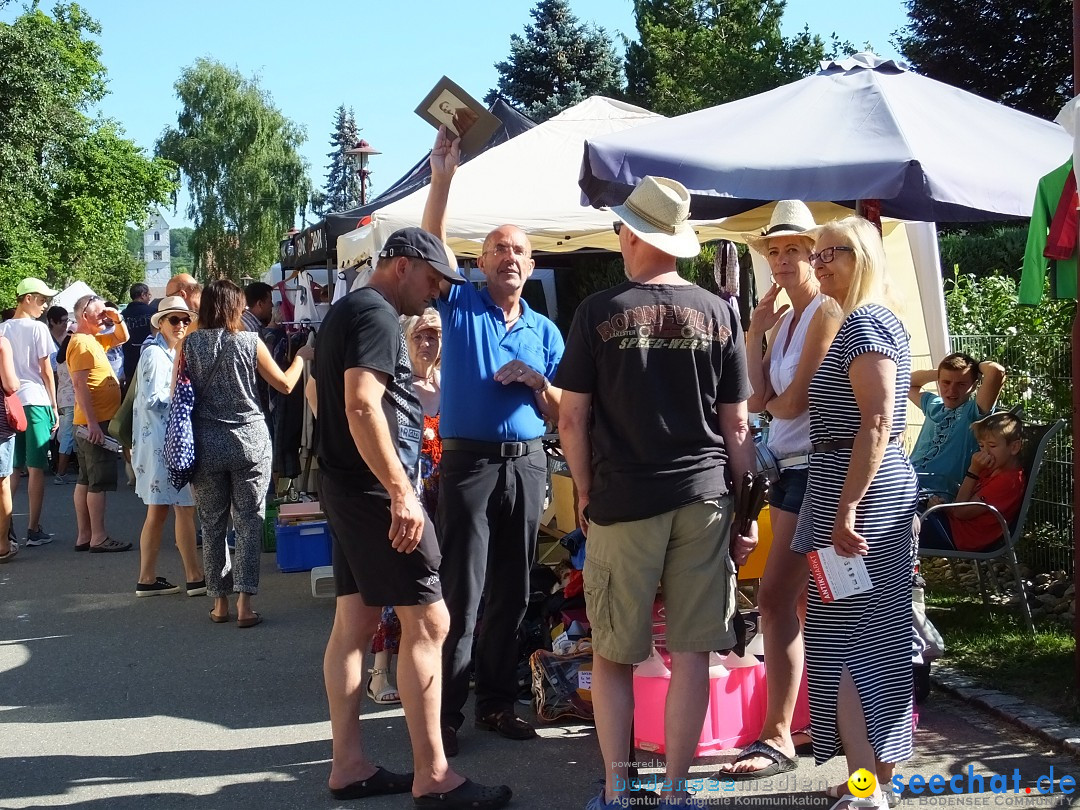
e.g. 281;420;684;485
908;353;1006;497
423;137;563;757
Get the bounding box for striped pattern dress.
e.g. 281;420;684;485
791;303;918;765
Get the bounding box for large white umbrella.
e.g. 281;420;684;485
580;53;1070;223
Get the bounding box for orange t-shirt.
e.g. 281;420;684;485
67;333;121;425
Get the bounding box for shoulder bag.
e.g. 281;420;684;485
3;389;25;434
109;373;140;449
163;338;231;491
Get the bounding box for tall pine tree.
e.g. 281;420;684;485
486;0;623;122
317;105;362;215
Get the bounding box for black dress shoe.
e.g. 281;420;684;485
474;710;537;740
441;724;459;757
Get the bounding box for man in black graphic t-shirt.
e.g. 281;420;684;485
315;213;511;803
556;176;758;809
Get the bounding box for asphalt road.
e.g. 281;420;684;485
2;478;1079;809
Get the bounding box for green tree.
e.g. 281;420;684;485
895;0;1070;120
625;0;846;116
486;0;623;121
315;105;362;215
0;3;174;301
156;59;311;282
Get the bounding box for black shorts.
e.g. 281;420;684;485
320;472;442;607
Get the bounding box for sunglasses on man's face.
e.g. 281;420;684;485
166;315;191;327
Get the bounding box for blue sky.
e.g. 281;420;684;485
5;0;910;229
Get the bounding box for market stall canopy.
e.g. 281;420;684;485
281;98;535;269
338;95;744;264
579;53;1072;223
52;281;97;314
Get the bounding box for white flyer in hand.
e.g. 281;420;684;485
807;546;873;603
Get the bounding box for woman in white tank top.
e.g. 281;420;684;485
721;201;842;780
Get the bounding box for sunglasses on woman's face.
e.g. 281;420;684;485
166;315;191;327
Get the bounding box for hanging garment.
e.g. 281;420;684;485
713;239;739;301
1020;158;1078;304
292;272;316;323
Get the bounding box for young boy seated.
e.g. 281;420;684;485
918;412;1026;552
909;353;1006;498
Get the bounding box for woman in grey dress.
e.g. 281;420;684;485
178;280;310;627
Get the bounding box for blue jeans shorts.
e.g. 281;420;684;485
0;434;15;478
767;467;809;514
57;407;75;455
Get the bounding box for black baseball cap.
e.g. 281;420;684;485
379;227;463;285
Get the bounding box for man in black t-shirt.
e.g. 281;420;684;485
120;283;154;388
315;216;511;808
555;176;759;810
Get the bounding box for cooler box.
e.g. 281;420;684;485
632;660;810;757
276;520;332;573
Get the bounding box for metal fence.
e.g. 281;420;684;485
950;334;1073;574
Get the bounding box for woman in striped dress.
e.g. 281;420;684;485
792;216;918;810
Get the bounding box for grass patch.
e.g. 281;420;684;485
925;584;1080;722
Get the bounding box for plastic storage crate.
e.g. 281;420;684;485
276;520;332;573
632;659;810;756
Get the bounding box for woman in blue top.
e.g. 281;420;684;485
132;296;205;597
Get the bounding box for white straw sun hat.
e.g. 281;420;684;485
743;200;818;254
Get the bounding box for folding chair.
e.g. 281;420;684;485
918;418;1065;634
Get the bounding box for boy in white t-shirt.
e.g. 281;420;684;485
0;278;60;545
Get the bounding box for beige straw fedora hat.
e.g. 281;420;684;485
611;176;701;259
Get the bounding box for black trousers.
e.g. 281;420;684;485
437;444;546;728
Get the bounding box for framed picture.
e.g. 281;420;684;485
415;76;501;157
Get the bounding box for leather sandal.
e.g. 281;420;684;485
474;709;536;740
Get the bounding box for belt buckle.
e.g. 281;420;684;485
500;441;525;458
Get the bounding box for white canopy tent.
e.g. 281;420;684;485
337;96;705;262
335;94;947;365
52;281;97;315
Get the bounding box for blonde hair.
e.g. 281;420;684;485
972;412;1023;445
814;216;893;315
403;307;442;370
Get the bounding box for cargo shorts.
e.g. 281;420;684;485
583;498;737;665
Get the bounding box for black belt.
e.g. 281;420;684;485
442;438;542;458
812;435;903;454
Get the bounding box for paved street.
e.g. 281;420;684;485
2;479;1080;809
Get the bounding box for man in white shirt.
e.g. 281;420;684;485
0;278;60;545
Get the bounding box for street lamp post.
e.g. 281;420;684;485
345;140;381;206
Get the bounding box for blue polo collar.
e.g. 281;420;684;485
478;286;538;331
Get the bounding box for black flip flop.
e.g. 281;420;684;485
330;767;413;800
414;778;512;809
89;538;132;553
717;739;797;781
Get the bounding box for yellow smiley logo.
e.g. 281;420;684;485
847;768;877;798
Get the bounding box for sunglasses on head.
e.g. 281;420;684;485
165;315;191;326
